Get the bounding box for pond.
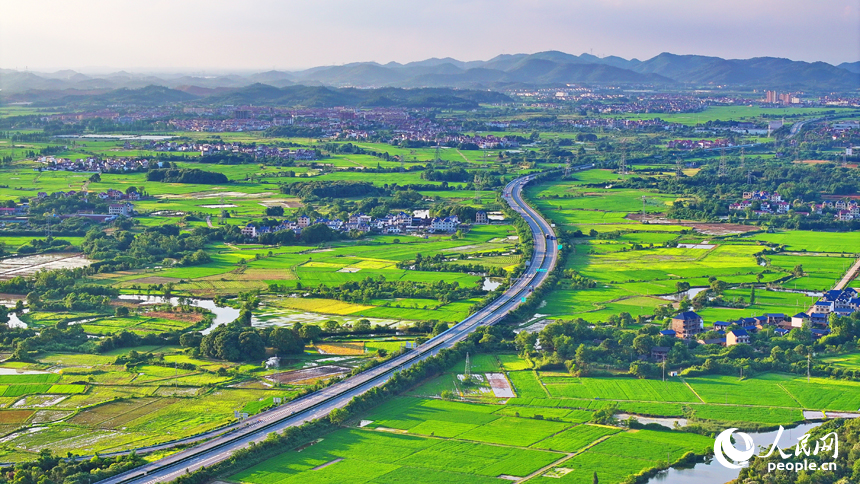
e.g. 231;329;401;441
119;294;398;334
658;287;709;301
0;253;92;281
118;295;239;334
482;278;503;291
646;422;822;484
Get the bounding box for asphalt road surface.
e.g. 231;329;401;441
98;170;573;484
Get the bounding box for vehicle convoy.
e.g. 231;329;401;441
99;167;591;484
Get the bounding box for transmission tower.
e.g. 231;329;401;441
718;148;727;177
675;157;683;177
619;151;627;175
435;140;441;164
464;352;472;380
473;174;482;201
842;152;848;168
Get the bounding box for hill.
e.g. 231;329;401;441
1;51;856;98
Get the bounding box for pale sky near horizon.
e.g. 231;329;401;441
1;0;858;72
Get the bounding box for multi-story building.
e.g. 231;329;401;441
670;311;704;339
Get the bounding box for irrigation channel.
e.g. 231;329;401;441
96;169;582;484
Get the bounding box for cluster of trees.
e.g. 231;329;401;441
30;192;111;216
430;204;480;224
181;321;320;362
0;449;146;484
619;163;860;226
15;237;71;255
274;276;484;305
0;268;118;313
146;168;229;184
514;309;860;385
732;417;860;484
257;223;342;245
561;269;597;289
421;167;471;182
397;253;508;278
10;322;96;360
279;180;387;201
82;224;211;271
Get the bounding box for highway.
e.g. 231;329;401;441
98;171;567;484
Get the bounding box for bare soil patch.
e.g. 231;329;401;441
266;365;349;384
258;198;303;209
144;311;205;323
625;213;755;235
125;276;184;285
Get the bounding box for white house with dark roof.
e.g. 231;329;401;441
726;328;750;346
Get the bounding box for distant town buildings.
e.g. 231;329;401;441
727;190;860;221
242;212;470;240
667;139;733;150
688;289;859;346
765;90;801;105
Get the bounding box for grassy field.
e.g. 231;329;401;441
231;428;563;484
229;369;723;484
0;343;403;460
520;173;857;324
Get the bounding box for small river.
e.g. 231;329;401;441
645;422;822;484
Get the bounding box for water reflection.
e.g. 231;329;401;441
647;423;822;484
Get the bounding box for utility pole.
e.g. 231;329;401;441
808;352;811;383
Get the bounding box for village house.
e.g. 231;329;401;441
430;216;460;233
650;346;670;361
108;203;134;217
475;210;488;224
670;311;704;339
726;328;751;346
791;312;810;328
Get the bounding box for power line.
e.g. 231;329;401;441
718;148;727;177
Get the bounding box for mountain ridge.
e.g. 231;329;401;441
1;51;857;95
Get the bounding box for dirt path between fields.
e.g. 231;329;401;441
834;257;860;291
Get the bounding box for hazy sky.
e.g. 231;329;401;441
2;0;858;72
